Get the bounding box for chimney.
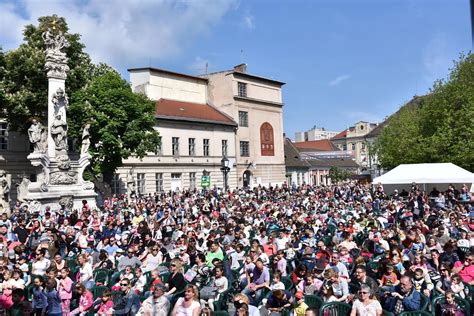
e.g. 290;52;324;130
233;63;247;73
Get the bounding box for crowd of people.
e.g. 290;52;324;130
0;181;472;316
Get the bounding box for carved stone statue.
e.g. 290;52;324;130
42;30;70;79
81;124;91;155
50;114;68;151
126;169;135;197
52;87;69;114
0;170;10;209
28;119;47;153
16;176;30;203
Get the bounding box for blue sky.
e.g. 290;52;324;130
0;0;471;139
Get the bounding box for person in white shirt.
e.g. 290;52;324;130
275;231;290;251
31;249;50;276
324;253;349;279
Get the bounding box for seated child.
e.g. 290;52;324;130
379;265;399;289
95;291;114;316
440;291;464;316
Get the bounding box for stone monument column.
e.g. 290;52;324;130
23;27;97;212
43;30;70;159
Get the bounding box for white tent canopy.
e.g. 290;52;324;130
372;163;474;192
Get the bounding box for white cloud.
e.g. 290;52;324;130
422;33;452;83
329;74;351;86
0;0;236;67
242;14;254;30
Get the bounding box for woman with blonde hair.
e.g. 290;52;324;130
323;268;349;302
171;284;200;316
165;259;186;301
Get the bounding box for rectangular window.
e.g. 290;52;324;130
222;139;228;156
137;173;146;195
0;122;8;150
240;141;249;157
361;143;366;150
155;173;163;193
172;137;179;156
188;138;195;156
351;143;356;150
238;82;247;97
203;139;210;156
189;172;196;190
155;136;162;155
238;111;248;127
111;174;121;195
343;144;347;151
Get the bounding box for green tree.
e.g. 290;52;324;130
376;54;474;171
328;167;353;183
1;15;92;131
375;96;426;170
418;54;474;171
68;71;160;185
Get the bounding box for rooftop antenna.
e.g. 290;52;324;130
240;49;244;64
205;62;208;75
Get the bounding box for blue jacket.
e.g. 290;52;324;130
114;290;141;316
45;289;62;314
383;286;421;312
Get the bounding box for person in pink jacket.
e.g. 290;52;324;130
59;267;73;316
71;283;93;315
95;291;114;316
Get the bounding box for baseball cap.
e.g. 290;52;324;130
295;291;304;300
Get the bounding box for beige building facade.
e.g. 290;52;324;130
331;121;377;169
205;64;286;187
123;68;238;193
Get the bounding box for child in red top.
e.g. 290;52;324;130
379;265;399;288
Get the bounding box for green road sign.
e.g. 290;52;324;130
201;175;210;188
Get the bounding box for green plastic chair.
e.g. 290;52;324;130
112;291;124;305
93;268;110;285
213;289;231;311
463;281;474;305
92;285;108;299
212;311;229;316
327;224;337;235
419;294;430;311
398;311;432;316
304;294;323;310
65;256;78;270
318;301;352;316
281;276;294;292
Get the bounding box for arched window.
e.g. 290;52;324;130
260;122;274;156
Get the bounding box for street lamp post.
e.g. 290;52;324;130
220;155;230;191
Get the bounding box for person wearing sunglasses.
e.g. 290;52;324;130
112;278;141;316
142;246;163;272
350;284;382;316
452;251;474;285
